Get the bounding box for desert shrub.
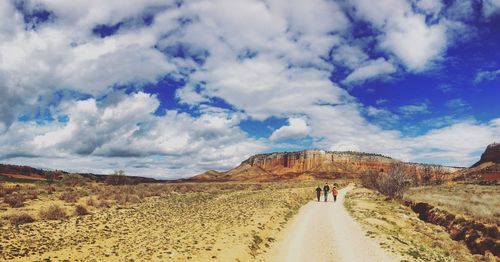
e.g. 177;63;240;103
97;200;110;208
74;205;90;216
360;170;379;189
25;188;39;200
4;193;26;208
59;191;80;203
45;185;56;194
39;204;67;220
60;173;89;186
86;197;97;207
0;184;20;197
361;163;412;199
6;213;35;226
105;170;136;185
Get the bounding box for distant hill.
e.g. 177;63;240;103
188;150;462;182
0;164;161;183
454;143;500;182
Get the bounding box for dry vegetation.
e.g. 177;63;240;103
405;183;500;224
344;186;496;261
0;180;328;261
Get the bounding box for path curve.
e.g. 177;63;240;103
268;185;396;262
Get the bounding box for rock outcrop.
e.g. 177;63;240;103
190;150;462;182
454;143;500;182
472;143;500;167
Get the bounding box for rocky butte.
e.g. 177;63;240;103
190;150;462;182
455;142;500;181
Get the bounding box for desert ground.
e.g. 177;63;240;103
1;179;498;261
1;180;337;261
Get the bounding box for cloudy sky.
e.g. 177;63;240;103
1;0;499;179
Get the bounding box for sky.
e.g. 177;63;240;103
0;0;499;179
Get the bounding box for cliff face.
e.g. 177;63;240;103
190;150;462;182
472;143;500;167
242;150;395;176
455;143;500;182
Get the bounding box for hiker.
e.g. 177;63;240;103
323;183;330;202
332;186;338;202
315;186;322;202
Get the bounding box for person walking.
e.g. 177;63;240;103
323;183;330;202
332;186;338;202
315;186;322;202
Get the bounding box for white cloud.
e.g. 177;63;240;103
342;58;396;84
270;118;310;141
398;102;430;115
350;0;447;71
474;69;500;84
483;0;500;17
0;0;497;178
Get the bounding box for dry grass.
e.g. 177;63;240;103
405;183;500;224
0;181;330;261
344;187;490;261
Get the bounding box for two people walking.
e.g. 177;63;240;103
315;183;338;202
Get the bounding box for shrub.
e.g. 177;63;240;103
46;185;56;194
74;205;90;216
361;163;412;199
105;170;136;185
59;191;80;203
39;204;67;220
86;197;97;207
4;193;26;208
6;213;35;226
97;200;110;208
60;173;89;186
360;170;379;189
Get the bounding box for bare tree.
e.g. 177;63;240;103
378;163;412;199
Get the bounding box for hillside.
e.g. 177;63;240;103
189;150;462;182
454;143;500;182
0;164;159;183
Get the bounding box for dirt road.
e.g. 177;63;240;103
268;185;396;262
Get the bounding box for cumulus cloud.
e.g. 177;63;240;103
342;58;396;84
482;0;500;18
350;0;447;71
270;118;310;141
0;0;496;178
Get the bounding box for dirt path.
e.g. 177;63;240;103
268;185;396;262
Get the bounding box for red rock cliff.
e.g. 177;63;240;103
191;150;462;182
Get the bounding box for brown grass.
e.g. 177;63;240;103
405;183;500;224
39;204;67;220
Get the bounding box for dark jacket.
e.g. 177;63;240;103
315;187;321;194
323;185;330;193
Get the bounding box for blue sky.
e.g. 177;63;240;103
0;0;499;178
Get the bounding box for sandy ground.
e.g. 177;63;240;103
268;185;396;262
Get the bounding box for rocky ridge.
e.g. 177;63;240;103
190;150;462;182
